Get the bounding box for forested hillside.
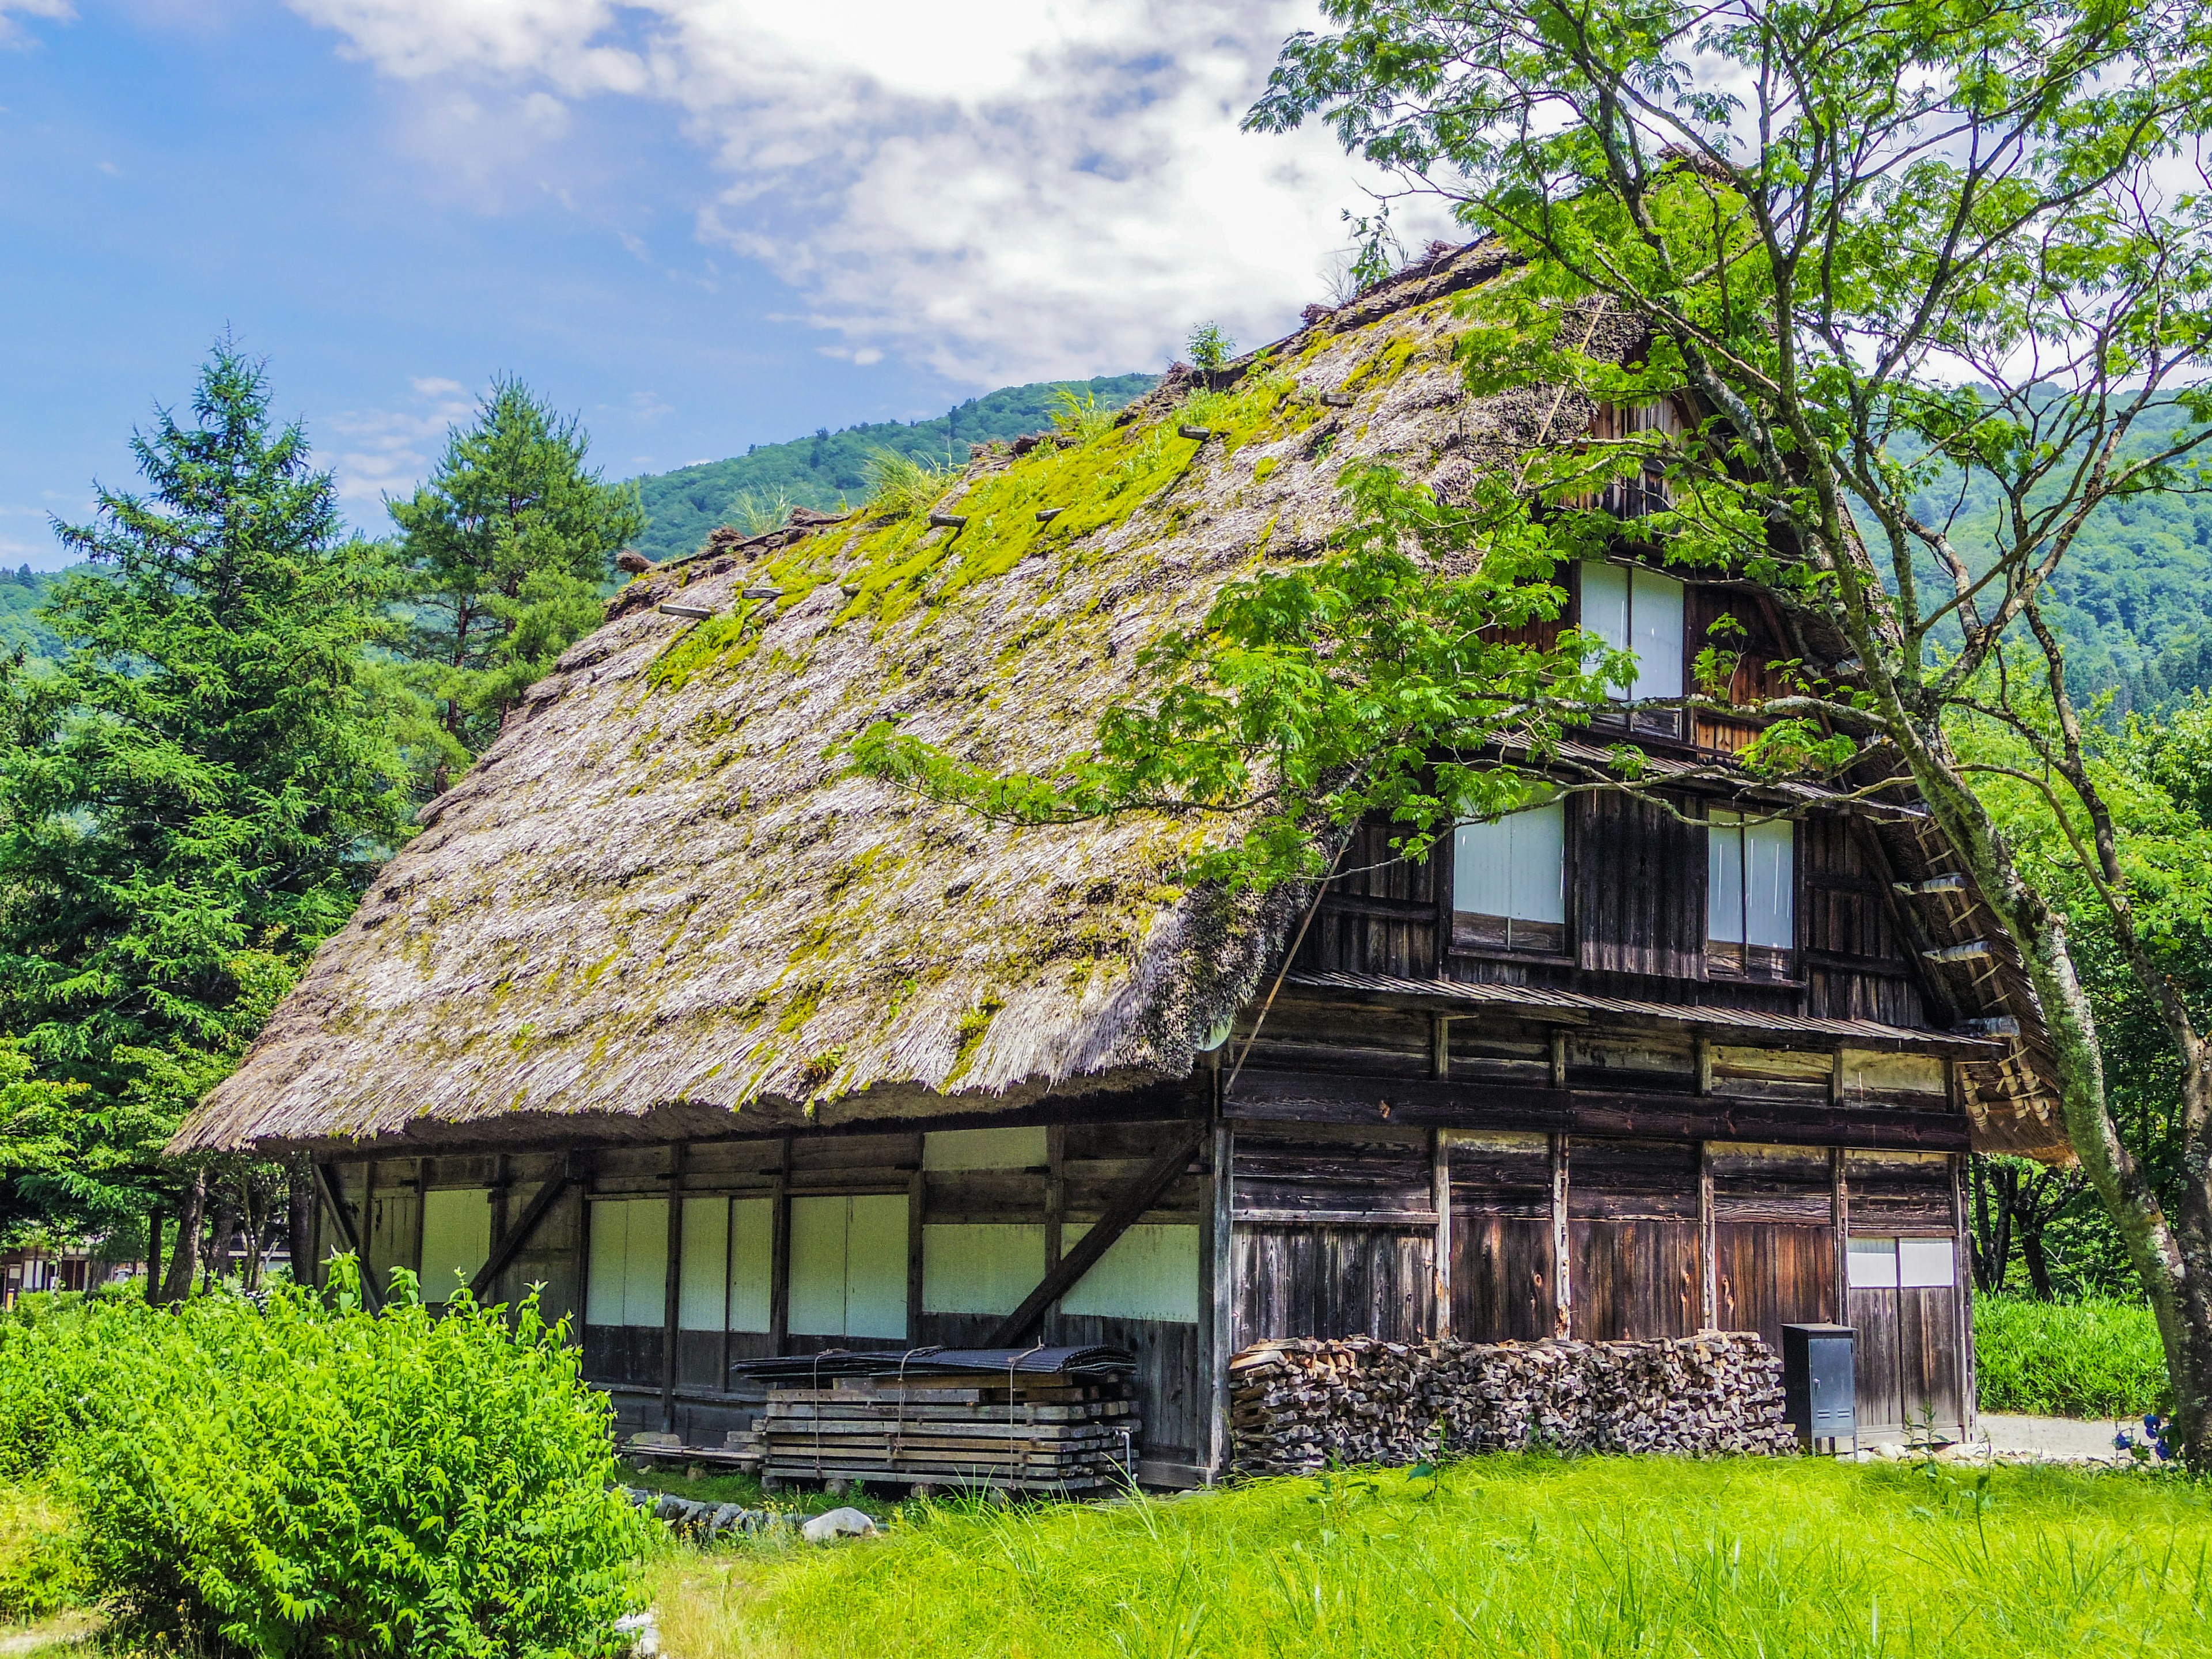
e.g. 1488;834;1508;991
1903;397;2212;711
0;565;65;660
627;373;1157;564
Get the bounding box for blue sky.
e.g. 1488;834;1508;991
1;1;1414;569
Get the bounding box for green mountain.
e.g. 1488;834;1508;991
627;373;1157;565
0;566;65;662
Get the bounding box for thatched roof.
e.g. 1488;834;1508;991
172;239;2062;1157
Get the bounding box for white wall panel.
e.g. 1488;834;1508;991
787;1196;848;1337
923;1224;1046;1315
846;1195;910;1339
728;1196;774;1334
1062;1223;1199;1323
677;1197;729;1331
923;1127;1048;1171
419;1188;491;1304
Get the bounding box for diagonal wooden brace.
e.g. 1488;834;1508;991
313;1161;382;1313
468;1169;574;1302
985;1122;1207;1347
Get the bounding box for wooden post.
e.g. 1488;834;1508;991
1203;1120;1234;1480
1694;1034;1713;1097
1830;1146;1850;1324
1550;1132;1572;1337
1431;1015;1452;1080
489;1154;510;1305
1953;1152;1976;1436
1044;1126;1067;1343
1830;1048;1847;1107
1697;1141;1717;1331
1550;1031;1570;1089
769;1139;791;1355
1431;1128;1453;1339
907;1161;926;1346
410;1158;427;1288
662;1145;684;1433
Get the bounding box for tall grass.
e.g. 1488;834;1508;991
653;1456;2212;1658
1976;1294;2169;1418
861;450;955;520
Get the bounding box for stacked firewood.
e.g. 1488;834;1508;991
1229;1332;1793;1474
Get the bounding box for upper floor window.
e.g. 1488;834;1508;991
1452;800;1567;955
1580;560;1684;701
1708;808;1794;979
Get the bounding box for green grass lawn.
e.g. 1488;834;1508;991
653;1456;2212;1658
1975;1295;2170;1418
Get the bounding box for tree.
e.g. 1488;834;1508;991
0;342;411;1283
388;380;645;792
1238;0;2212;1457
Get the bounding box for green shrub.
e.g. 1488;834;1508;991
0;1482;88;1624
1974;1293;2170;1418
0;1267;650;1657
861;449;953;521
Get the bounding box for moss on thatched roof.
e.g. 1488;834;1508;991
175;243;1552;1152
171;238;2059;1157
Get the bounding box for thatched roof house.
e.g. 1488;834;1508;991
173;240;2062;1479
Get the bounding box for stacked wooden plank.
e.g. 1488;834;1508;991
1230;1332;1793;1475
738;1347;1140;1494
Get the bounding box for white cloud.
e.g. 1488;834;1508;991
285;0;1446;384
322;377;478;513
0;1;71;49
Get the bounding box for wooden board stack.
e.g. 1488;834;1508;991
749;1369;1140;1493
729;1347;1143;1494
1229;1332;1793;1475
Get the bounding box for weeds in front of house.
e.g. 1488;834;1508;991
650;1454;2212;1659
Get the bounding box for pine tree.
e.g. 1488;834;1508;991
0;343;410;1253
388;380;645;791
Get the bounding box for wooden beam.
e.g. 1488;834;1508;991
1550;1031;1570;1089
1830;1147;1850;1325
1697;1141;1716;1332
1694;1034;1713;1097
1225;1070;1975;1152
1431;1128;1453;1339
769;1140;791;1355
313;1162;380;1313
1431;1015;1452;1080
1203;1120;1233;1480
986;1123;1206;1347
1550;1134;1571;1338
662;1145;684;1433
467;1166;574;1301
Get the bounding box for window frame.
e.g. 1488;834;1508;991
1574;558;1690;743
1444;795;1578;965
1705;805;1801;983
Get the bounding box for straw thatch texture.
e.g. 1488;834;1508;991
175;243;1549;1153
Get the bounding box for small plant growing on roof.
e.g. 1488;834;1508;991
1050;385;1117;443
862;448;956;521
1185;322;1237;372
729;488;796;537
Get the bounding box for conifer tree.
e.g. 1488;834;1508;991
388;380;645;791
0;343;410;1266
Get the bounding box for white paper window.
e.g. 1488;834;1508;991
1062;1222;1200;1323
1452;801;1567;954
586;1197;669;1327
789;1194;908;1339
727;1196;774;1334
419;1188;491;1304
1709;809;1794;976
922;1224;1046;1314
923;1127;1048;1171
1580;560;1684;699
677;1197;728;1332
1899;1237;1957;1289
1847;1236;1899;1289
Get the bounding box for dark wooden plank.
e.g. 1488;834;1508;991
1569;1220;1699;1340
1452;1214;1552;1341
1577;791;1706;978
1228;1071;1973;1151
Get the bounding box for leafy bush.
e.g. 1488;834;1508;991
1974;1293;2171;1418
0;1482;87;1623
0;1268;650;1656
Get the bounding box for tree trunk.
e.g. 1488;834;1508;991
160;1173;206;1304
289;1157;317;1290
1971;1158;2014;1294
2020;1226;2055;1301
144;1206;164;1305
207;1195;238;1285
